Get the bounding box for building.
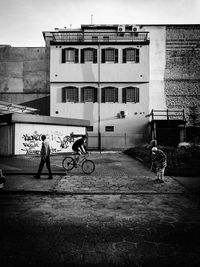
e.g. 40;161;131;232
1;25;200;149
43;24;152;150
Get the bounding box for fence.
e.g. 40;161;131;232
146;109;186;121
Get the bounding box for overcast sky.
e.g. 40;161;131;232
0;0;199;47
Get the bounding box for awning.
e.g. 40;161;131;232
0;101;38;115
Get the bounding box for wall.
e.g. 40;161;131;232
14;123;86;155
51;82;149;149
50;44;149;82
0;125;11;155
165;25;200;120
0;45;50;115
143;26;167;111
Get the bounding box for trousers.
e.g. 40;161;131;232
37;156;52;176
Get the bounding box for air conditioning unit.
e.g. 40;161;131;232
131;25;139;32
118;25;125;32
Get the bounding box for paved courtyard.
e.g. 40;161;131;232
0;152;200;267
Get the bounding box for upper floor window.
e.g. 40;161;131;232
81;48;97;63
62;48;79;63
101;87;118;103
101;48;118;63
62;86;79;102
122;48;139;63
122;87;139;103
81;87;98;102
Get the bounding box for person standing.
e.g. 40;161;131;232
151;147;167;183
34;135;53;179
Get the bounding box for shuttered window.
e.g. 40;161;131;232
122;87;139;103
81;48;97;63
62;48;79;63
101;48;118;63
62;87;79;102
101;87;118;103
122;48;139;63
81;87;98;102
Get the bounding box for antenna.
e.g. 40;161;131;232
91;14;93;24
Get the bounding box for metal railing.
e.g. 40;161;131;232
146;109;186;121
52;31;149;43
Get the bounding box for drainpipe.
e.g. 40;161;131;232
98;43;101;151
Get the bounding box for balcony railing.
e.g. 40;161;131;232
51;31;149;43
146;109;186;121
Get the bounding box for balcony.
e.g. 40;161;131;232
51;31;149;44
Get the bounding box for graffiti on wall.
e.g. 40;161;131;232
14;123;86;155
21;131;79;154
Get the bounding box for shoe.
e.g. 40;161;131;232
154;178;160;182
33;175;40;179
159;180;164;183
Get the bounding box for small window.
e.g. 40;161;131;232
81;87;98;102
62;87;79;103
87;126;93;132
62;48;79;63
105;126;114;132
101;48;118;63
122;87;139;103
101;87;118;103
122;48;139;63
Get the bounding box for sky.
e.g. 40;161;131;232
0;0;200;47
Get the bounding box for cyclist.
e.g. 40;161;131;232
72;135;87;165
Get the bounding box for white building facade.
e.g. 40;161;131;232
43;24;166;150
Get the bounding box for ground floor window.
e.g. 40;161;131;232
105;126;114;132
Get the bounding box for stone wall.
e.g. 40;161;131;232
0;45;50;115
165;25;200;120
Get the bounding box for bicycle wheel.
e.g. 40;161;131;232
81;159;95;174
62;156;74;171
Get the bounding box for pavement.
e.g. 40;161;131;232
1;152;200;267
0;151;200;194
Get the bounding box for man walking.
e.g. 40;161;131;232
34;135;53;179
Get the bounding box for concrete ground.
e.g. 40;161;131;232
0;152;200;267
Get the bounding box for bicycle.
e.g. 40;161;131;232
62;153;95;174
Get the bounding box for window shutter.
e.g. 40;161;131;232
81;88;85;102
94;88;98;103
93;49;97;63
101;49;105;63
81;49;85;63
114;49;118;63
136;49;140;63
136;87;139;102
75;49;79;63
122;49;126;63
62;88;66;102
114;88;118;102
62;49;66;63
101;88;105;103
75;87;79;102
122;88;127;103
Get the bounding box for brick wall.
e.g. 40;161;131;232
165;25;200;120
